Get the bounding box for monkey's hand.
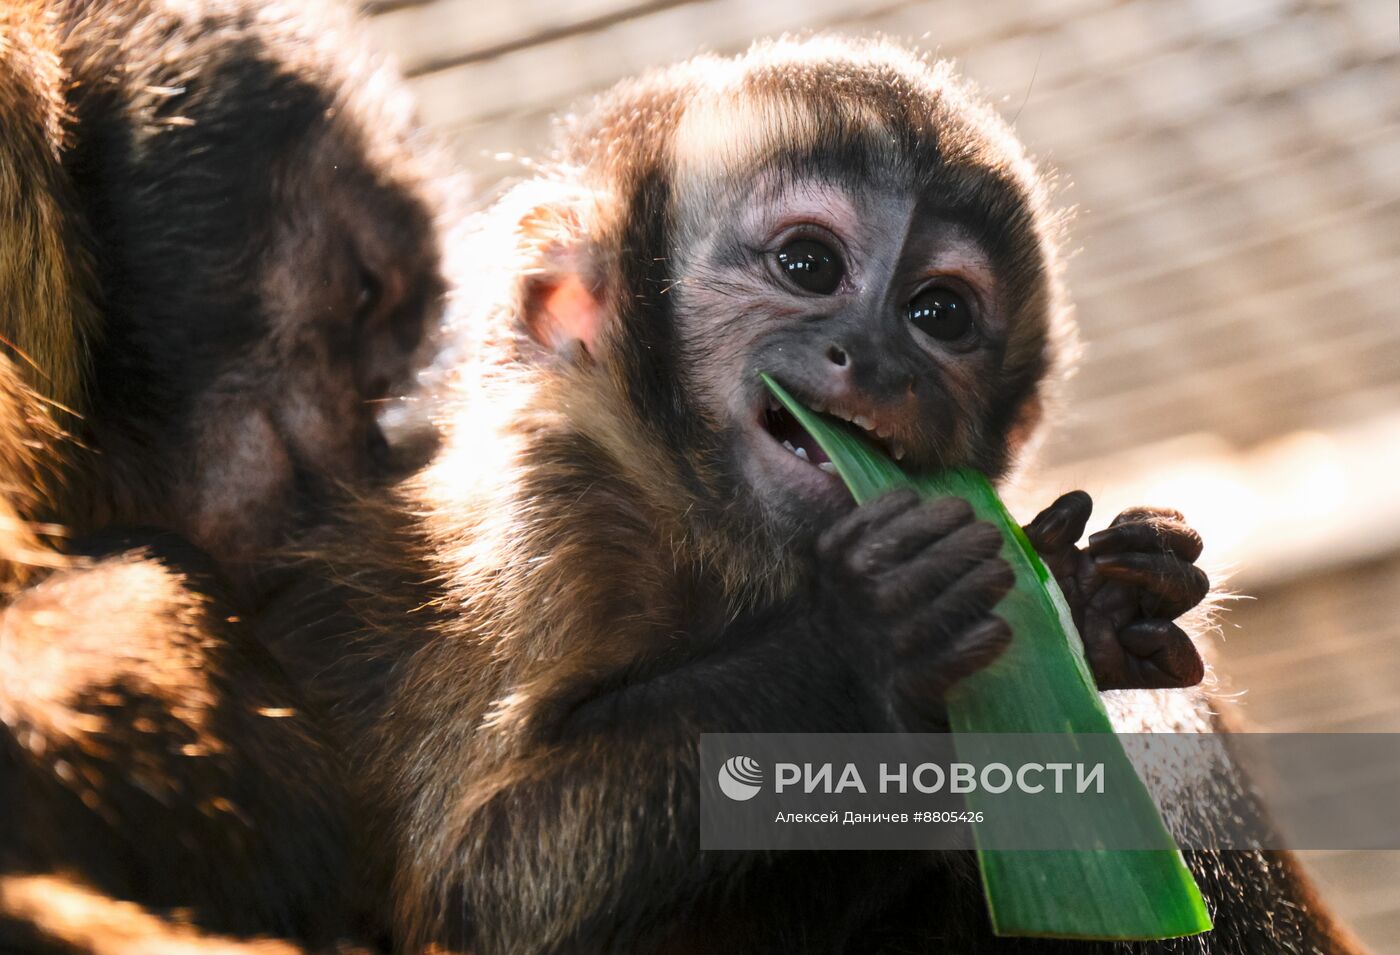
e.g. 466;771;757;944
815;488;1014;727
1023;491;1208;691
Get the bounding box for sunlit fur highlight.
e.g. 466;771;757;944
0;3;100;569
0;1;98;421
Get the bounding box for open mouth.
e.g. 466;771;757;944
758;390;906;476
761;401;837;473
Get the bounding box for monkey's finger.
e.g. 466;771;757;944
1079;613;1126;690
1022;490;1092;553
1112;620;1205;690
847;496;977;576
895;616;1012;699
1093;552;1210;619
872;522;1003;614
1086;518;1203;562
817;488;921;563
892;556;1014;655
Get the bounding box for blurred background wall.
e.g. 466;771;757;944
354;0;1399;945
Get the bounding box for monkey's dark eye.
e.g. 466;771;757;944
355;267;381;320
775;239;844;295
908;285;973;342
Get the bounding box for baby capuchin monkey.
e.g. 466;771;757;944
261;36;1356;954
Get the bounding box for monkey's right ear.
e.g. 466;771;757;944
513;192;606;359
523;273;603;358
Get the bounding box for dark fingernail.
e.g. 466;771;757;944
1093;551;1154;571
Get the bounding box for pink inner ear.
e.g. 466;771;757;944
538;275;601;353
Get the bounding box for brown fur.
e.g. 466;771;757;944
0;356;69;592
0;0;446;580
0;549;350;941
0;1;98;420
0;1;99;585
0;1;447;949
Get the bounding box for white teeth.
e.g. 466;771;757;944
778;437;817;464
817;461;837;474
892;443;906;461
853;414;875;431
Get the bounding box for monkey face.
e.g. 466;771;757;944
61;4;447;575
518;39;1067;566
255;119;443;484
671;175;1014;526
181;112;444;572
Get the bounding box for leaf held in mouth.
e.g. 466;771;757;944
761;373;1212;941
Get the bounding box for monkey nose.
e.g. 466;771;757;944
816;341;863;398
815;340;887;410
812;337;920;417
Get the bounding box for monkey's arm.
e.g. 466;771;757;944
397;614;879;954
0;533;351;944
396;491;1012;953
1023;491;1209;690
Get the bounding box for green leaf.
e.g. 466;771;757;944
761;373;1212;941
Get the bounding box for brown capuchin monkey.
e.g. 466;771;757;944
3;0;445;583
0;0;448;948
257;37;1361;955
